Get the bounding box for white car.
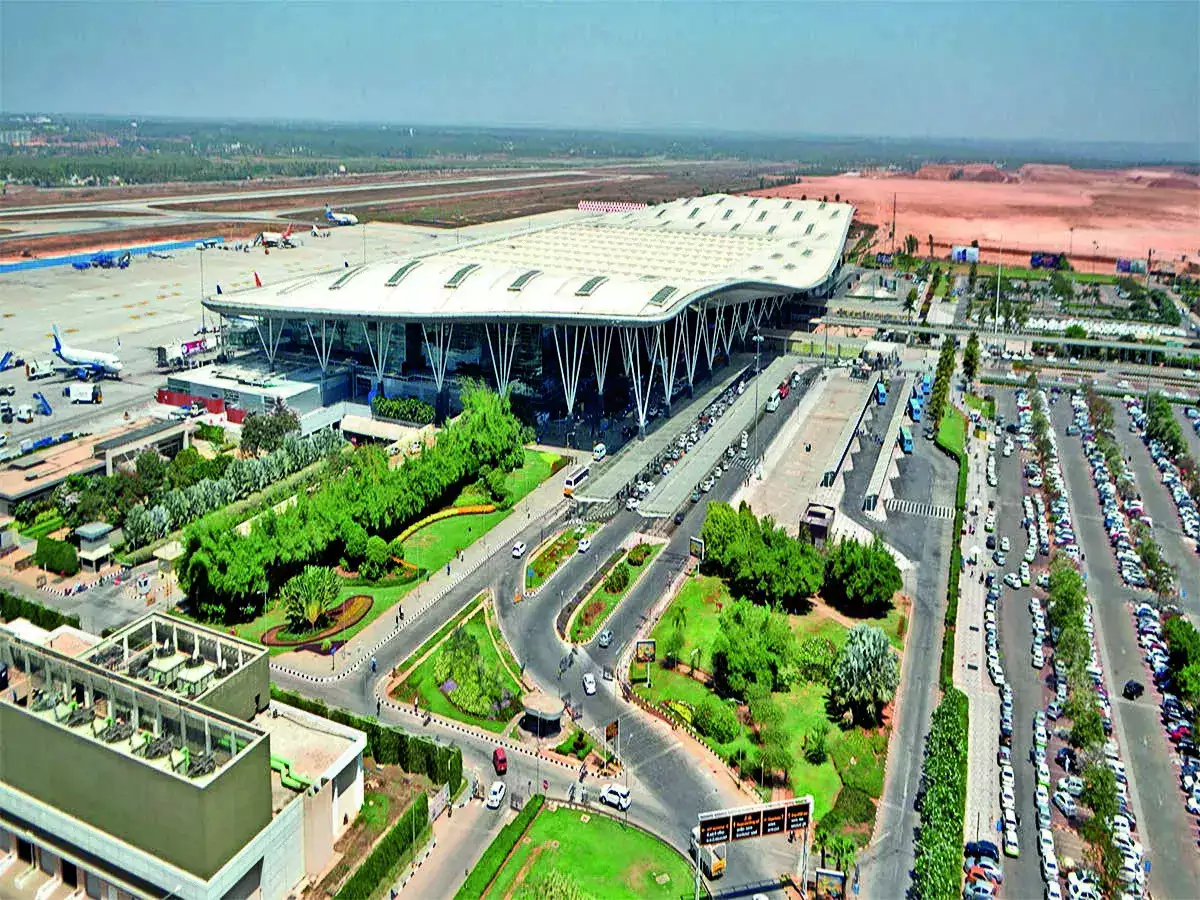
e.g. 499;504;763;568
486;780;507;809
582;673;597;695
1039;827;1055;858
599;783;632;810
625;497;640;512
512;542;527;558
578;538;592;554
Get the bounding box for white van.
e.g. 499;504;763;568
765;391;781;413
592;443;607;462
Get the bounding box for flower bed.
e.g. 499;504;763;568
261;594;374;647
393;503;496;545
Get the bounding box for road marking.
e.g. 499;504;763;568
884;498;955;520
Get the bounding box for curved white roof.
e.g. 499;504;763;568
204;194;854;326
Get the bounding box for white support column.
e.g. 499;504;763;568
750;296;767;331
254;317;287;368
551;324;587;416
484;322;521;395
719;304;737;358
737;298;756;341
700;303;717;370
360;320;393;384
656;319;684;412
305;319;338;373
681;306;703;388
420;322;454;391
618;326;659;435
590;325;613;394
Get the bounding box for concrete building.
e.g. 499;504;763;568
0;612;366;900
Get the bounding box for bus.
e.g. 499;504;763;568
899;426;914;454
875;382;888;405
922;373;933;395
908;397;923;422
563;466;590;496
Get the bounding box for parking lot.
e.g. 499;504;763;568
1050;394;1200;900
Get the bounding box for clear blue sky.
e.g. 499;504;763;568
3;1;1197;146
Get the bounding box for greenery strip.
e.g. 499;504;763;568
454;795;545;899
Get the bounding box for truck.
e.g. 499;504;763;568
25;359;56;381
689;827;727;878
15;404;33;423
157;336;216;369
63;383;102;404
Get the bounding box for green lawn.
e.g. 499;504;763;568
553;729;597;761
647;574;731;672
964;393;996;421
937;404;967;454
526;523;598;592
395;593;484;676
485;807;695;900
358;791;390;830
390;612;522;733
230;449;559;653
569;544;662;643
19;513;65;540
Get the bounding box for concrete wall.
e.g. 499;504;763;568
0;705;271;880
200;654;268;723
301;781;333;880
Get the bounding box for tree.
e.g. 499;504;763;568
692;695;740;743
928;233;934;258
240;405;300;457
1069;700;1105;751
822;535;902;617
1081;762;1118;823
280;566;341;633
710;599;799;700
664;624;685;669
757;725;794;783
796;634;838;684
904;287;918;316
360;534;391;580
904;234;919;256
830;624;900;726
962;331;980;383
135;450;167;493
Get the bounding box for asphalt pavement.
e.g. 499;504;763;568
1049;397;1200;900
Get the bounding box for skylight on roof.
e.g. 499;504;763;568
445;263;480;288
576;275;608;296
784;201;793;209
756;211;768;222
805;223;815;235
649;285;678;305
748;198;758;207
330;265;366;290
793;211;803;222
731;224;741;232
509;269;541;291
656;208;666;218
386;260;421;286
722;209;733;220
818;201;826;209
768;225;778;235
688;207;700;219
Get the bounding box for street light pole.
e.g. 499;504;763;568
753;332;764;480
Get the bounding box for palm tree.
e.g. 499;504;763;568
282;566;340;634
813;828;832;868
829;833;856;874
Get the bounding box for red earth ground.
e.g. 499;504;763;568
753;164;1200;273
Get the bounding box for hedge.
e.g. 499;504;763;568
455;794;545;899
372;395;435;425
0;590;81;631
270;687;463;789
912;688;969;899
393;503;496;545
335;792;429;900
35;536;80;577
934;404;968;691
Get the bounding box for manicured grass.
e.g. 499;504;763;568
358;791;391;830
19;513;65;540
569;544;662;643
553;729;596;761
485;807;695;900
647;574;731;672
396;593;485;677
965;393;996;420
390;612;522;733
526;523;598;592
937;404;967;454
791;612;851;649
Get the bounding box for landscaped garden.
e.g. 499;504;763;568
569;541;662;643
390;600;523;733
525;523;599;592
629;502;907;852
482;806;695;900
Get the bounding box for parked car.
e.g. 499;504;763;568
599;783;632;810
486;780;507;809
1123;680;1144;700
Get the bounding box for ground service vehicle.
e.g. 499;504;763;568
690;827;726;878
25;360;56;381
62;384;102;404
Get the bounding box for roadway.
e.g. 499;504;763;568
1049;397;1200;900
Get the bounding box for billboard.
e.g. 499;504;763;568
1030;252;1063;270
1130;259;1147;274
688;536;705;560
697;796;813;845
634;640;656;663
875;252;894;266
1116;258;1133;273
605;719;619;742
951;245;980;263
815;868;848;900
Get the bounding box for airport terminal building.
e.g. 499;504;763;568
0;613;366;900
202;194;854;429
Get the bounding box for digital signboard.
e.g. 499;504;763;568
698;815;731;845
762;804;787;836
697;796;813;845
731;810;763;841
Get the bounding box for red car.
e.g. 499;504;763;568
1170;725;1192;743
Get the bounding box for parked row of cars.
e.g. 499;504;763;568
1128;397;1200;541
1069;391;1147;585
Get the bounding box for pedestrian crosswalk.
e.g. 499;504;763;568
884;498;955;520
729;454;757;473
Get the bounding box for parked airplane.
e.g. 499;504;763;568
324;205;359;226
51;325;122;378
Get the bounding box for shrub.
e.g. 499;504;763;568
335;792;429;899
361;535;391;580
603;561;630;595
372;395;435;424
1;590;81;630
195;422;226;445
804;726;828;764
35;537;80;577
911;689;969;900
817;785;876;837
627;542;653;566
455;795;545;899
692;695;740;743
